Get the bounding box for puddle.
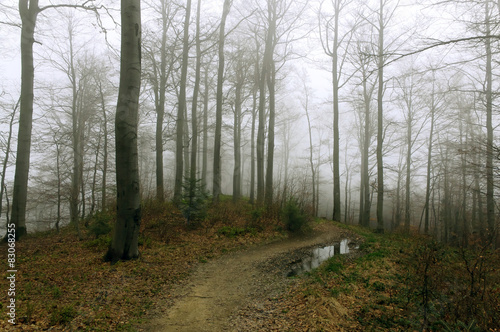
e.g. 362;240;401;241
287;239;357;277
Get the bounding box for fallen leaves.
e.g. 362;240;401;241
0;201;282;331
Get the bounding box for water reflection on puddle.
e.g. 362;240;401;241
287;239;355;277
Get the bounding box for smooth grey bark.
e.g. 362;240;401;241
424;78;436;235
394;147;404;229
232;54;246;202
11;0;39;239
12;0;100;240
55;140;62;233
0;99;17;225
174;0;192;203
265;62;276;207
304;88;316;216
358;52;374;228
0;100;20;229
343;140;351;223
440;143;451;243
201;66;209;189
264;0;277;207
90;128;101;215
257;0;276;206
68;28;83;239
212;0;232;201
474;144;485;240
190;0;202;196
97;80;109;210
250;34;261;205
319;0;345;221
459;109;468;246
375;0;385;233
106;0;142;262
249;44;259;204
404;96;412;234
11;0;102;240
154;0;170;202
484;1;495;244
183;98;190;181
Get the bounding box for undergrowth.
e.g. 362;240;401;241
0;197;287;331
278;223;500;331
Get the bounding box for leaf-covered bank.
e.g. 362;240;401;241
258;223;500;331
0;199;284;331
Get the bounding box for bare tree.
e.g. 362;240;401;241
213;0;232;201
318;0;358;221
174;0;192;203
0;98;18;226
189;0;203;198
12;0;103;239
144;0;179;202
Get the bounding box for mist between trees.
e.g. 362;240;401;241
0;0;499;250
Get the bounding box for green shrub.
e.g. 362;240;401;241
282;198;309;233
250;208;264;224
88;211;114;238
180;177;209;226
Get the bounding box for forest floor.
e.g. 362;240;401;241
0;199;498;331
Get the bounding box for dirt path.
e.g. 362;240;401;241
146;223;356;332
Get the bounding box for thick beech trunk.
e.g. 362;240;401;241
106;0;142;262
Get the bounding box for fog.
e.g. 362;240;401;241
1;0;499;241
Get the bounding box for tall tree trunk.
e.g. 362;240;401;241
212;0;232;201
485;1;495;245
442;147;450;243
183;104;190;180
55;142;62;233
305;92;316;216
362;70;371;227
404;112;411;233
105;0;142;262
265;61;276;207
331;0;341;222
424;81;435;235
69;30;82;239
256;68;266;206
474;146;485;240
264;0;277;207
155;0;169;202
0;99;17;224
257;1;277;206
11;0;40;239
174;0;192;203
201;67;209;189
190;0;202;197
250;74;258;204
376;0;385;233
90;132;101;215
459;114;468;246
98;83;108;210
233;63;243;202
393;148;404;230
250;38;260;205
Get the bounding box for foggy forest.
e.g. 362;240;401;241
0;0;500;330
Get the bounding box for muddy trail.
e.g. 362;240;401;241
145;223;361;332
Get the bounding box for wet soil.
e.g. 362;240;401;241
145;223;361;332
